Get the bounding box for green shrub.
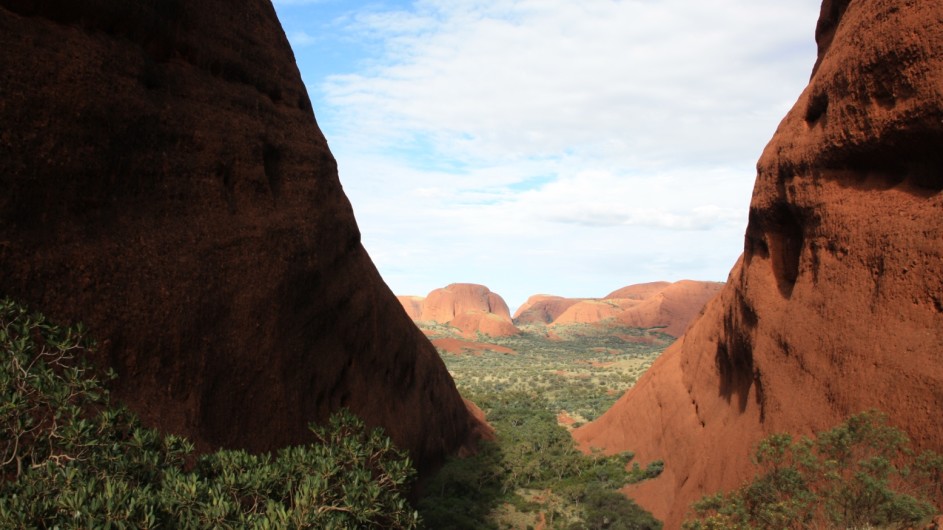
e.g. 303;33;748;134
683;410;943;529
0;297;419;529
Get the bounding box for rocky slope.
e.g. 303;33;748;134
398;283;521;338
0;0;482;477
574;0;943;526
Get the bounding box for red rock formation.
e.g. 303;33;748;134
574;1;943;526
0;0;482;477
546;281;721;336
604;282;671;300
552;299;629;325
419;283;512;323
513;295;582;324
450;310;521;339
404;283;521;338
396;295;425;320
614;280;723;337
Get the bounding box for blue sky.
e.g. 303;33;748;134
273;0;822;312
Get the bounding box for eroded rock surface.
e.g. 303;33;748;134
574;1;943;526
0;0;481;477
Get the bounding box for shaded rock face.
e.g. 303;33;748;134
0;0;480;476
574;1;943;526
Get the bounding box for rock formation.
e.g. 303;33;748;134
0;0;482;477
574;1;943;526
544;281;722;337
551;299;630;325
450;310;521;339
613;280;724;337
398;283;521;338
396;295;425;320
513;294;581;324
604;281;672;300
419;283;512;323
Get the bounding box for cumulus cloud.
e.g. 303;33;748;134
297;0;822;308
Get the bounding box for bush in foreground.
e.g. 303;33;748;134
0;297;419;529
683;410;943;529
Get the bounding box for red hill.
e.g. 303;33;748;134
513;295;581;324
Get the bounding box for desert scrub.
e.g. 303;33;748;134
0;297;419;529
419;390;663;529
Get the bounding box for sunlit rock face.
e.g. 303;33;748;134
397;283;521;338
419;283;514;323
514;294;582;325
0;0;483;477
549;281;723;337
574;0;943;526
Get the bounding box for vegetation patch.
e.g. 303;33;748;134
416;319;671;528
0;297;419;529
424;320;671;422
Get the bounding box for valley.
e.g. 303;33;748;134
415;318;672;529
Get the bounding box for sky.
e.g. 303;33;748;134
272;0;823;313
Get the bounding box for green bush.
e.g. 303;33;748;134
683;410;943;529
0;297;419;529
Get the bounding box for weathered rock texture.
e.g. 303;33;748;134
574;1;943;526
0;0;482;477
398;283;520;338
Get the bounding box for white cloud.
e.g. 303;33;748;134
301;0;822;309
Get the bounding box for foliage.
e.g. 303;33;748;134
683;410;943;530
419;391;662;529
425;320;671;421
0;297;419;529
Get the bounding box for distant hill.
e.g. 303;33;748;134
513;281;724;338
397;283;520;338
